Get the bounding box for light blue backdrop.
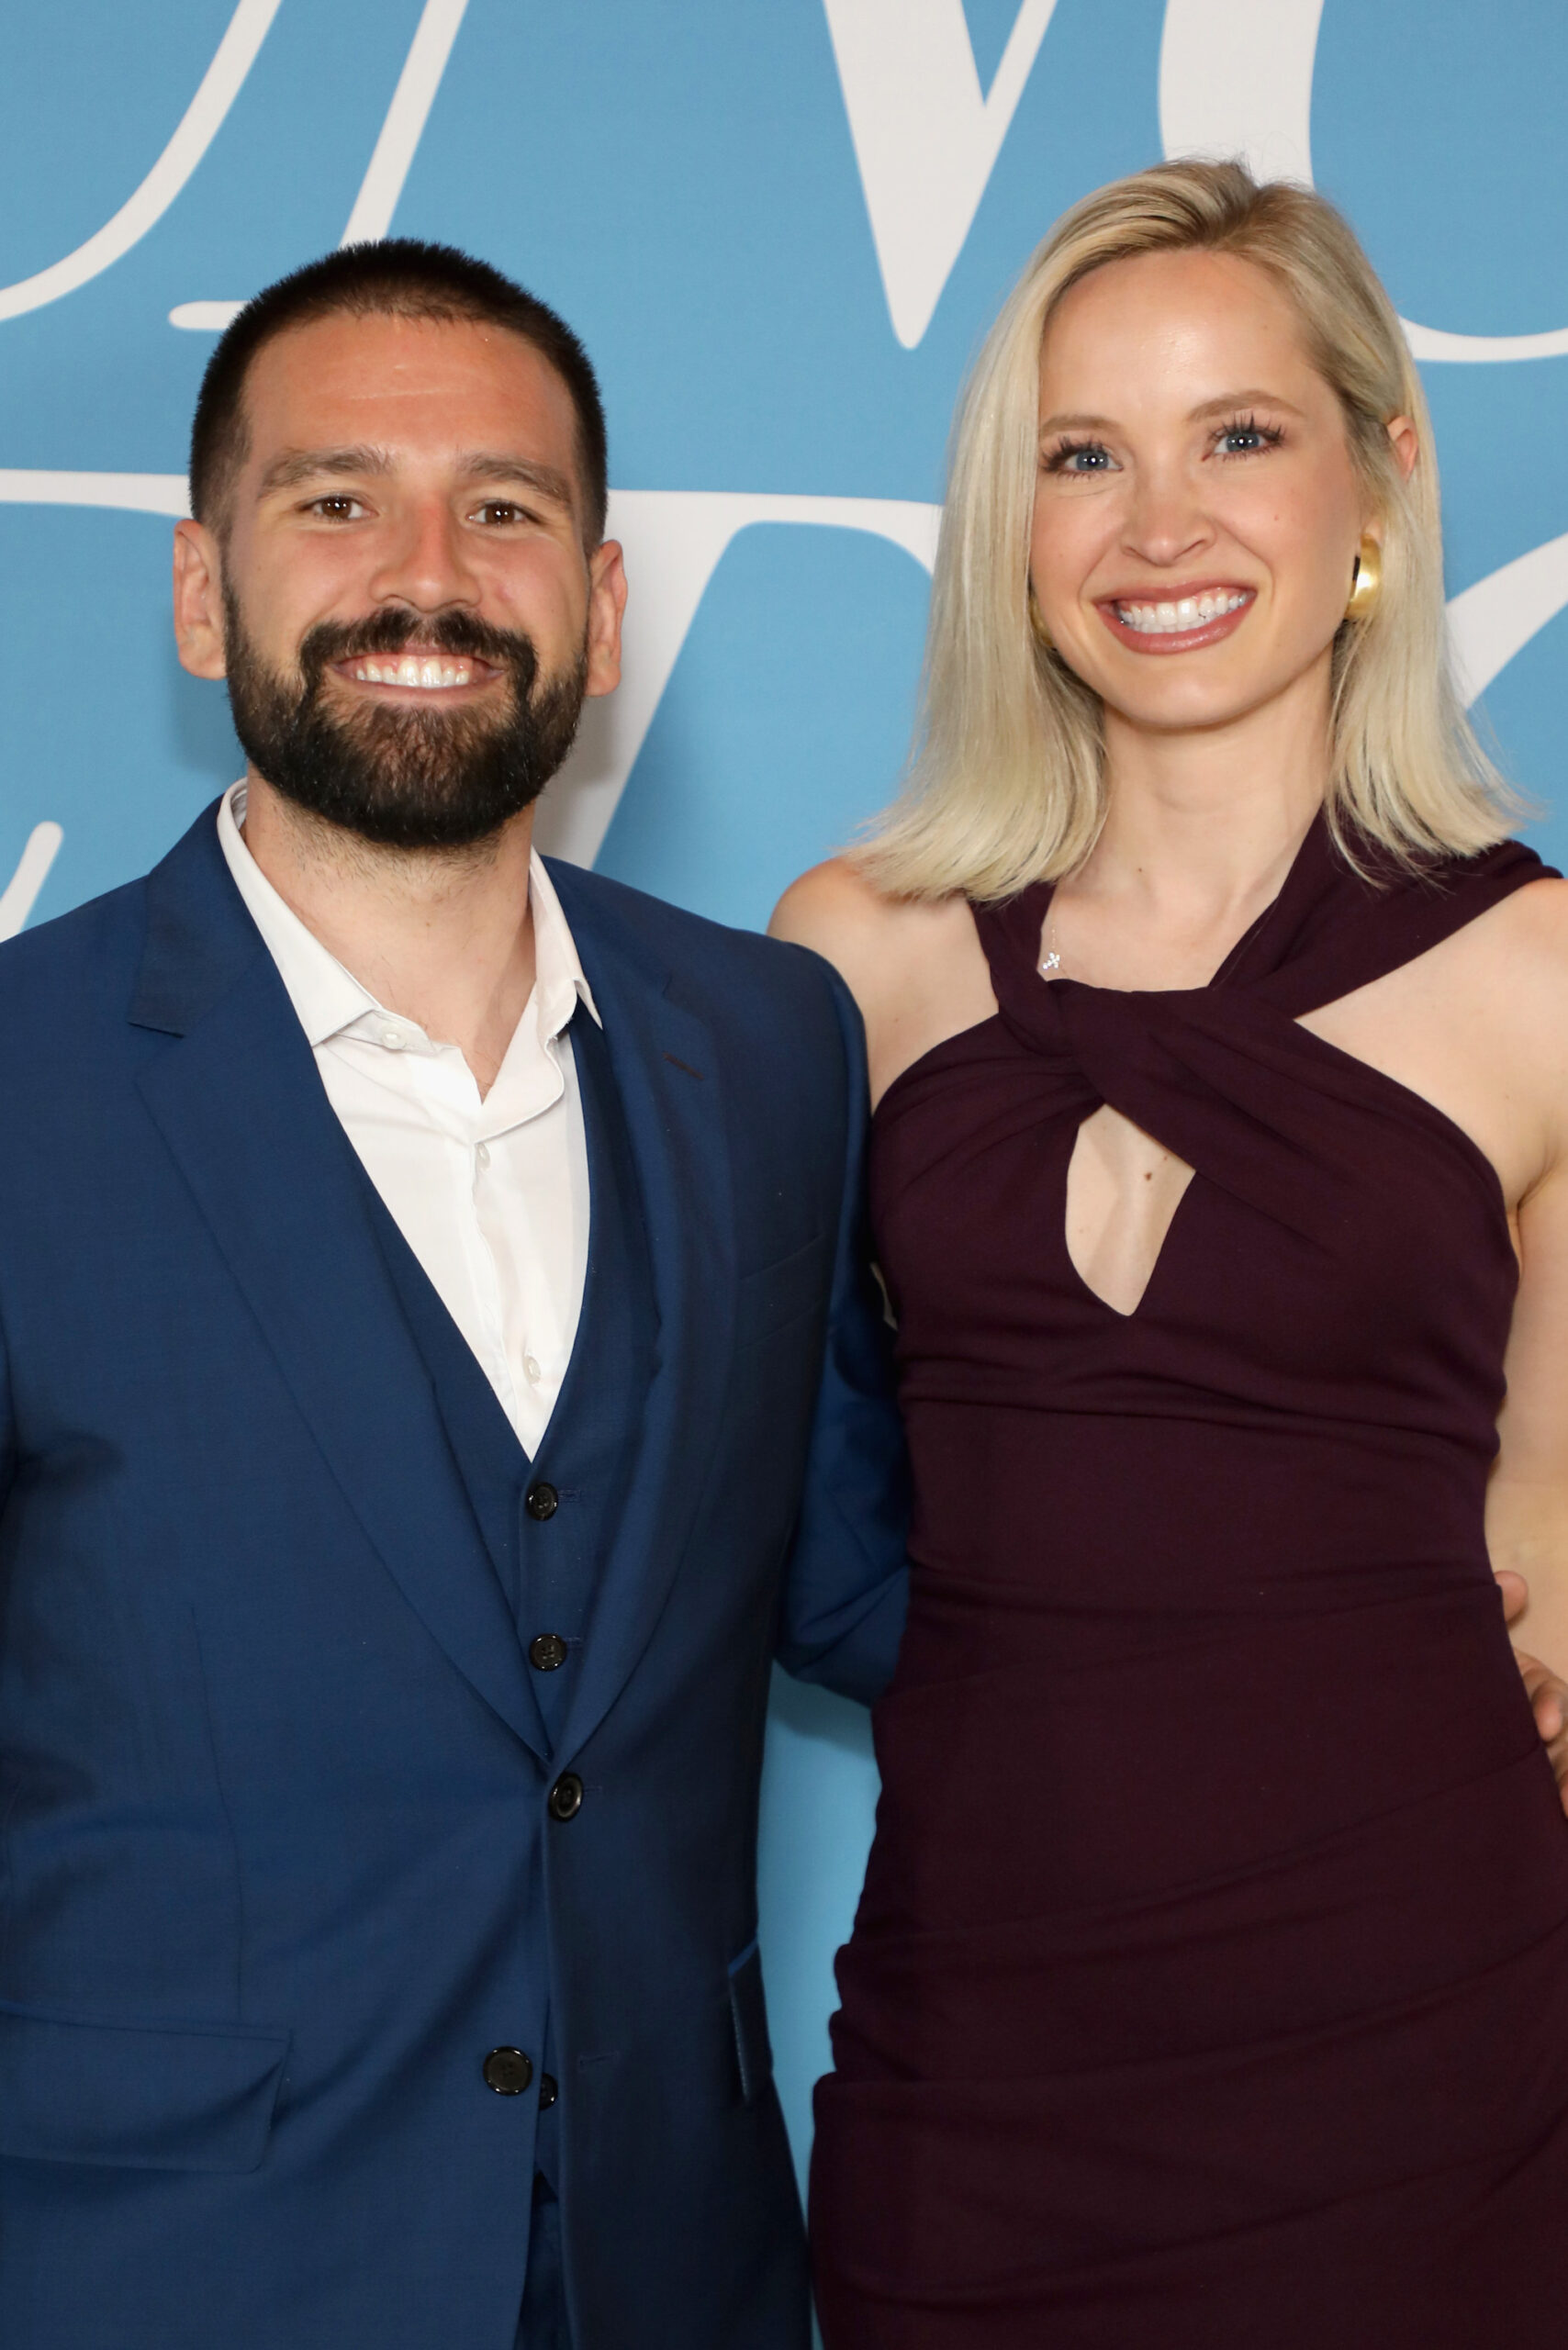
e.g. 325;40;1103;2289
4;0;1568;2205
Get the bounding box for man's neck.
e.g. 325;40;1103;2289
240;769;537;1097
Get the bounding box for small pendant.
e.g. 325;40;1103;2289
1039;951;1061;975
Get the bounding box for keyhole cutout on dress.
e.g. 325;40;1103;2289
1064;1103;1196;1316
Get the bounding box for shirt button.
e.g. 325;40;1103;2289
482;2047;533;2095
548;1773;584;1822
476;1142;491;1169
525;1482;559;1521
523;1354;543;1384
529;1632;568;1672
379;1027;405;1051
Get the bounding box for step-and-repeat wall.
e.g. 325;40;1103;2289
5;0;1567;2193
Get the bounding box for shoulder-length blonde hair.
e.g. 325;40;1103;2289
861;159;1518;901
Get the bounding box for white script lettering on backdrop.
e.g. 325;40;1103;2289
1158;0;1568;361
4;0;1567;918
822;0;1061;349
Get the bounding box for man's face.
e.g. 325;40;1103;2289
174;309;623;847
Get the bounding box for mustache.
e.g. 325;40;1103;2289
297;606;541;686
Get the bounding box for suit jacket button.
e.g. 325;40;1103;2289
483;2047;533;2095
548;1773;584;1822
525;1482;559;1521
539;2073;558;2110
529;1632;568;1672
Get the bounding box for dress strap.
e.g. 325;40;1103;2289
969;820;1556;1026
970;880;1056;1028
1222;824;1556;1016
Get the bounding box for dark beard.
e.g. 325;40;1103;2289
221;589;588;850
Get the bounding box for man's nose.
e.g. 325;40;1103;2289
366;500;481;613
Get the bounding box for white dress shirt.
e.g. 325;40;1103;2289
218;782;595;1457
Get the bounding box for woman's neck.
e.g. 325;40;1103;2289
1053;663;1333;990
1085;664;1332;924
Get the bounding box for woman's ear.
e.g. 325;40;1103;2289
1386;414;1419;486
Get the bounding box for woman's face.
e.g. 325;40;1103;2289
1028;247;1397;741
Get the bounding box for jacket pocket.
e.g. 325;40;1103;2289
0;2000;289;2173
726;1940;773;2108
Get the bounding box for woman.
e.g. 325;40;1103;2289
774;162;1568;2344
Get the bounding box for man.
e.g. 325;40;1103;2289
0;241;907;2349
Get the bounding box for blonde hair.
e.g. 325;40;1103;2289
861;159;1518;901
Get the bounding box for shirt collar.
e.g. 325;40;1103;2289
216;781;599;1052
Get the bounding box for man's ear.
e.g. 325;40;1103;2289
583;537;627;699
173;520;230;680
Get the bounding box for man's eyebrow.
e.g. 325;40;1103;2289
255;445;577;513
257;445;394;495
453;452;577;509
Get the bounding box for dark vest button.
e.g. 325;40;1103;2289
525;1481;559;1521
548;1772;584;1822
483;2046;533;2096
529;1632;569;1672
538;2073;558;2111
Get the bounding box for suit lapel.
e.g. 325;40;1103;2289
545;868;737;1766
131;812;547;1761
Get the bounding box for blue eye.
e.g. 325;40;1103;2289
1214;416;1284;458
1046;439;1115;476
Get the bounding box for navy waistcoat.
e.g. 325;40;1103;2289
358;1005;659;1756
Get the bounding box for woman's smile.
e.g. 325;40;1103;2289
1096;582;1256;653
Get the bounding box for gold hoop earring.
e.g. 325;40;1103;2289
1027;588;1053;650
1345;534;1382;621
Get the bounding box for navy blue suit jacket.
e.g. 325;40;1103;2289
0;806;908;2348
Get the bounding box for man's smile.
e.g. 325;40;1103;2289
332;651;503;694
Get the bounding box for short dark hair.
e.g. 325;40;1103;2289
188;239;609;544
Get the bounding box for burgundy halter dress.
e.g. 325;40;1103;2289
811;818;1568;2346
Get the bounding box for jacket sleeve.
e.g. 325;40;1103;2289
0;1289;15;1525
774;961;911;1706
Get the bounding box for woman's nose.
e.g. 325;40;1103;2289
1122;464;1213;570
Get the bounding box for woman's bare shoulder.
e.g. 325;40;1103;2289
770;856;995;1103
1429;874;1568;1014
769;857;974;999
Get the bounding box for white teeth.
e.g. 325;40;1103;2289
1114;590;1249;635
348;655;475;688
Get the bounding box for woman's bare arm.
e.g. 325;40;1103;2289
769;857;994;1110
1483;889;1568;1812
1489;1146;1568;1810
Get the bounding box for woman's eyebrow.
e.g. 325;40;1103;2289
1038;391;1310;440
1039;411;1116;437
1187;388;1308;420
